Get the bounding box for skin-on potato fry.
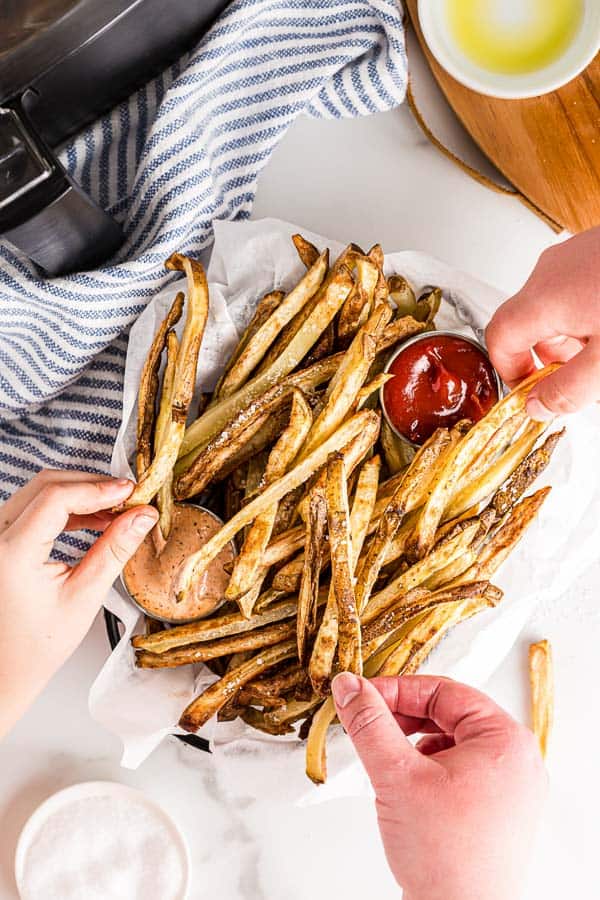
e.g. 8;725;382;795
454;411;527;492
355;427;453;617
152;329;179;552
226;390;313;613
132;597;300;654
241;662;305;699
337;285;368;349
493;428;565;517
423;510;496;591
361;521;480;625
297;483;327;664
239;708;295;736
265;696;320;727
326;453;360;675
179;639;297;732
173;410;381;603
136;292;184;479
406;365;559;561
529;639;553;758
217;251;328;399
135;620;297;668
292;233;320;269
299;303;391;460
452;488;551;585
123;255;210;508
354;373;393;413
212;290;284;402
178;266;354;462
361;581;500;660
305;696;336;784
375;315;427;355
387;275;416;318
308;456;380;695
445;420;547;520
380;419;409;475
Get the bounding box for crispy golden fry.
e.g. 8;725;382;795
243;662;305;699
227;391;313;612
377;593;499;676
239;708;295;735
423;510;496;590
309;456;380;695
414;287;441;324
152;330;180;551
265;696;320;727
407;366;559;560
529;639;553;758
212;290;284;403
453;488;551;585
179;266;354;461
136;292;184;479
387;275;416;318
297;483;327;664
327;453;361;674
355;427;453;617
218;251;328;399
362;521;480;625
292;233;320;268
455;411;527;491
299;302;391;460
337;284;368;349
354;373;393;412
272;555;307;593
253;589;289;614
361;582;500;660
380;419;409;474
132;597;300;654
174;410;381;603
124;256;209;508
375;316;427;354
303;320;335;366
179;639;297;731
368;243;384;270
445;420;547;520
306;697;336;784
493;429;565;517
135;620;296;668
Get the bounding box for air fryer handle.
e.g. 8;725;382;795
0;100;123;276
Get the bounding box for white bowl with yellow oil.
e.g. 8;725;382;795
418;0;600;99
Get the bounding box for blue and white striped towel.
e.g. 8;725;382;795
0;0;407;562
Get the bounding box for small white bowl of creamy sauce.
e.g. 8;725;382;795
122;503;235;624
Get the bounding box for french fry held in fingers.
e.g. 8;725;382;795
153;330;179;552
123;254;209;508
529;639;553;758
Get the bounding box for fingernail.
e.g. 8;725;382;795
115;478;132;487
332;673;362;709
131;511;158;534
526;397;555;422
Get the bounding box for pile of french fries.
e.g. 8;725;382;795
125;235;564;783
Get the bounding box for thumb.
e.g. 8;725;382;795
527;340;600;420
332;673;426;791
68;505;158;599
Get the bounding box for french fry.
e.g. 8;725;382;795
135;620;297;668
407;366;559;560
354;373;393;412
226;390;313;613
179;266;354;461
529;639;553;758
132;597;300;654
212;290;284;401
217;251;328;399
239;708;295;736
265;696;320;727
380;419;410;474
179;640;297;731
361;521;480;625
355;427;453;617
423;510;496;591
388;274;416;318
327;453;361;674
297;483;327;663
367;243;384;270
308;456;380;694
445;420;547;520
292;233;320;268
153;330;180;551
454;411;527;492
136;292;184;479
375;315;427;355
306;697;336;784
493;429;565;517
452;488;551;585
123;255;209;508
299;303;391;460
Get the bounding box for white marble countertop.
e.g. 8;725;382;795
1;51;598;900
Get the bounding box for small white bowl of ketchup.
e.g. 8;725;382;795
380;330;503;447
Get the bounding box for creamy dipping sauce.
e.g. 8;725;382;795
123;504;234;622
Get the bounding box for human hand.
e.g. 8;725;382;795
332;674;547;900
485;226;600;420
0;470;158;738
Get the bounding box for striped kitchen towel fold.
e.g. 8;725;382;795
0;0;407;561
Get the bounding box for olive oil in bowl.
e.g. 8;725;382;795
446;0;584;75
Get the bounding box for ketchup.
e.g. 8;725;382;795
382;334;499;445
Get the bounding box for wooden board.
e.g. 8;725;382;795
406;0;600;233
